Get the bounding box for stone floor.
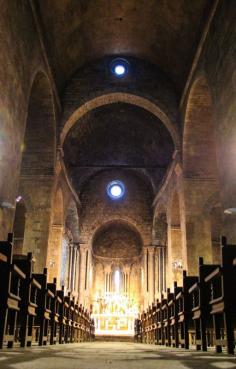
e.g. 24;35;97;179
0;342;236;369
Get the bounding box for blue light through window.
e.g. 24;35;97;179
110;58;129;77
107;180;125;200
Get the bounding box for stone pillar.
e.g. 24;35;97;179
74;244;80;295
23;207;51;273
71;244;78;292
154;248;159;299
104;265;111;293
148;246;155;304
143;247;148;307
183;178;216;275
185;215;212;275
168;225;183;288
47;224;63;283
68;242;74;291
79;245;87;305
156;246;166;298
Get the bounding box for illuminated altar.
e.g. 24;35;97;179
92;291;139;336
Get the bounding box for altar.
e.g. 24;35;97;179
92;292;139;336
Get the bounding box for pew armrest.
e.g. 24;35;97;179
188;282;199;294
12;264;26;279
204;267;221;282
0;252;8;263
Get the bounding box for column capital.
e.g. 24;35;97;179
79;244;89;252
147;245;156;253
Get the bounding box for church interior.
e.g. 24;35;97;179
0;1;236;368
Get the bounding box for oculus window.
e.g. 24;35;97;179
110;58;129;77
107;180;125;200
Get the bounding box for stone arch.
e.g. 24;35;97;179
182;75;221;275
183;75;218;179
18;71;56;272
47;187;64;283
60;93;180;149
92;219;143;259
21;70;56;177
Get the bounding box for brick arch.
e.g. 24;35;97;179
183;75;218;179
21;71;56;177
91;219;144;254
60;93;180;149
18;71;57;272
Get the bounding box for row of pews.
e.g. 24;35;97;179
135;237;236;354
0;234;95;348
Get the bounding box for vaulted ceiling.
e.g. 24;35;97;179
63;103;174;193
37;0;211;94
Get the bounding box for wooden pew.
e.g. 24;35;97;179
169;282;182;347
139;311;145;343
146;305;152;344
64;293;73;343
84;309;90;342
13;253;42;347
0;234;26;348
47;278;62;345
204;237;236;354
152;300;160;345
162;288;174;346
156;294;166;345
57;287;67;344
73;300;80;343
188;257;218;351
176;271;198;349
150;302;157;344
33;268;54;345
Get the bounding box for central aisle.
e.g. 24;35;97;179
0;342;235;369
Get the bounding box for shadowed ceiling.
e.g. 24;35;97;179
93;221;142;258
37;0;211;93
63;103;174;192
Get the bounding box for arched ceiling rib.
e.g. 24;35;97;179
38;0;211;94
63;103;175;193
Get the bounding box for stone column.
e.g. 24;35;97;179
169;225;183;287
143;247;149;308
47;224;63;283
68;242;74;291
183;178;216;275
71;244;78;292
74;244;80;295
148;246;155;304
79;245;87;305
154;247;159;299
23;207;51;273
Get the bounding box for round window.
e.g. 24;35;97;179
110;58;129;77
107;180;125;200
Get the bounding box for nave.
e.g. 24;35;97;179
0;342;236;369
